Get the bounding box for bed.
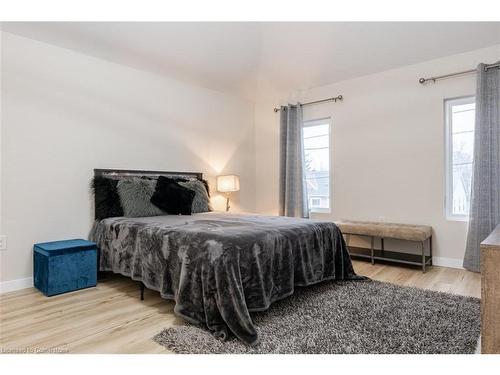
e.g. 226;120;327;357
89;169;364;346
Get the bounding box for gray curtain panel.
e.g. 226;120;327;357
279;104;309;218
463;62;500;272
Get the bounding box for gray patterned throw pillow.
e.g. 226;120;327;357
117;178;165;217
179;179;213;213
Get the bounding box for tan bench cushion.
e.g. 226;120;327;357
334;220;432;242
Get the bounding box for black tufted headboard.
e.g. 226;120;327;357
94;168;203;180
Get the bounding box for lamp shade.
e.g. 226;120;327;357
217;175;240;193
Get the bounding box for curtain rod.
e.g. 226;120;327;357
273;95;343;112
418;62;500;84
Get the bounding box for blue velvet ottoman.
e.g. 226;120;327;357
33;239;98;296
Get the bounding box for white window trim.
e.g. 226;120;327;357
303;117;332;214
444;96;475;222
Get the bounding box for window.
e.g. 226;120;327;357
303;118;330;213
445;96;475;220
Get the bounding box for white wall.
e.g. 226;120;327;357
1;30;498;286
255;44;500;266
0;30;3;236
0;32;256;284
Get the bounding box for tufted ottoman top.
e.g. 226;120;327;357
334;220;432;242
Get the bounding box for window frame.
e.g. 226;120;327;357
444;95;475;222
302;117;332;214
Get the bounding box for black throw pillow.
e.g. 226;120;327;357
150;176;196;215
91;176;124;220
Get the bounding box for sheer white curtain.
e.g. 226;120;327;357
463;63;500;272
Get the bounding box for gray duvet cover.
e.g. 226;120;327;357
90;212;363;345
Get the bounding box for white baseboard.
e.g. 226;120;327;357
432;257;464;269
0;257;465;294
0;277;33;294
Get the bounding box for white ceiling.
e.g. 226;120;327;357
2;22;500;100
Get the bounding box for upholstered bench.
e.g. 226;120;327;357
335;220;433;272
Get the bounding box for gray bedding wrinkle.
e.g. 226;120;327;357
89;212;364;345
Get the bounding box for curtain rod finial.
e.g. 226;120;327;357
274;107;280;112
418;78;426;84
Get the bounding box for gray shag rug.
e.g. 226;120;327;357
153;280;480;354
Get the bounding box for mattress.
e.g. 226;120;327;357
90;212;363;345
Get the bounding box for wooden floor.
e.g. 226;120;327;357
0;261;481;354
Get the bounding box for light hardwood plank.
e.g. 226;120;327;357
0;261;481;354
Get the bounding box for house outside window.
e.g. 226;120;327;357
302;118;331;213
445;96;475;221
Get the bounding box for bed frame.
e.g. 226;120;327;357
94;168;203;180
93;168;204;300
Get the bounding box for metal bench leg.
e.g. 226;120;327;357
371;236;375;265
429;235;433;266
140;282;145;301
421;241;426;273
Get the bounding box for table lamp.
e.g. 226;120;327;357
216;175;240;211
